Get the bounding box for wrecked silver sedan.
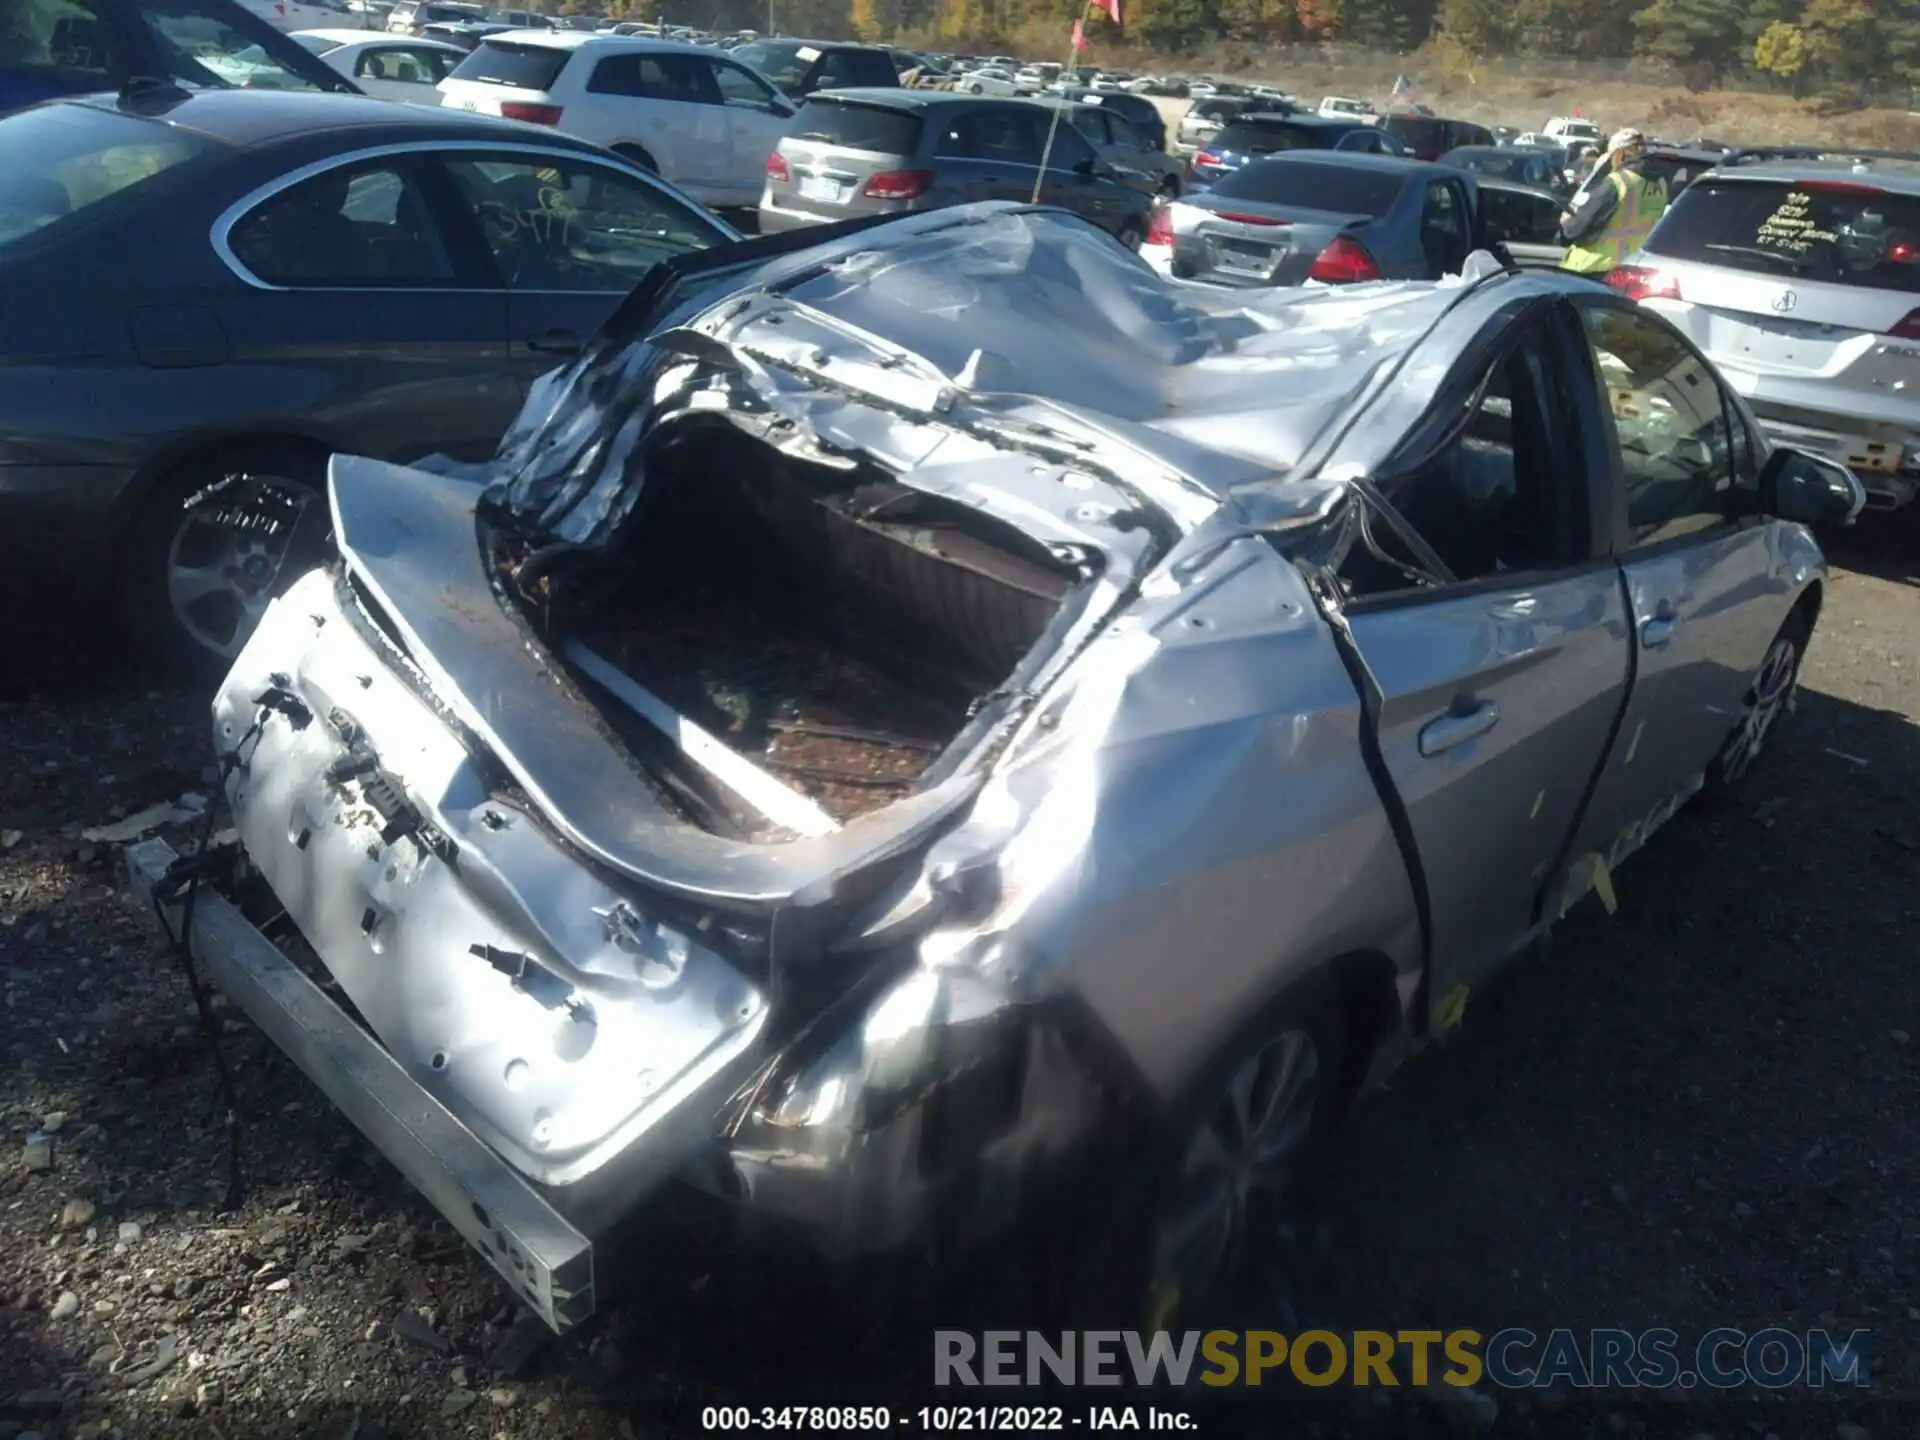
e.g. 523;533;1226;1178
135;203;1864;1333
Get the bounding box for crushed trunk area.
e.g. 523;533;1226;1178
508;421;1082;840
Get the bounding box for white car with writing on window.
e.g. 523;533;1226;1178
436;32;795;210
291;30;465;102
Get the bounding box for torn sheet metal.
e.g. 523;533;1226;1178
476;204;1479;551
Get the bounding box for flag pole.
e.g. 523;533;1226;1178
1031;12;1087;205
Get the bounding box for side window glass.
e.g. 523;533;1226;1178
1420;182;1469;273
1068;110;1107;145
443;156;722;292
357;48;428;83
958;109;1042;166
15;0;121;79
709;60;777;111
228;162;453;287
1348;338;1575;594
1578;305;1737;546
587;54;643;96
1043;118;1095;171
1107;114;1144;149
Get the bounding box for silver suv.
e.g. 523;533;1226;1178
1612;152;1920;512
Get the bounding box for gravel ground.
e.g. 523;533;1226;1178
3;523;1917;1440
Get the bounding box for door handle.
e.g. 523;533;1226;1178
1419;700;1500;757
1640;616;1677;649
524;329;581;356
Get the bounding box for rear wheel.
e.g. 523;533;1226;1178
1699;607;1811;803
1158;175;1181;200
1116;216;1147;251
120;445;331;672
1036;983;1344;1330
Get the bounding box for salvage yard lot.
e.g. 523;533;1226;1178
3;523;1918;1439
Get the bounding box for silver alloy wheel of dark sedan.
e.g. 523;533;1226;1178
165;475;320;662
1151;1026;1320;1316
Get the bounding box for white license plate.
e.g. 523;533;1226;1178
460;99;478;111
798;175;845;204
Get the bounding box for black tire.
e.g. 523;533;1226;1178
613;144;657;172
1158;175;1181;200
1028;980;1346;1331
1698;605;1813;806
1116;217;1147;252
119;443;331;675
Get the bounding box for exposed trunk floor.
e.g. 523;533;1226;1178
583;596;973;824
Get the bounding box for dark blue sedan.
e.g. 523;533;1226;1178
1187;112;1405;189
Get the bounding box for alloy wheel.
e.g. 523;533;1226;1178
1716;632;1801;785
1151;1027;1320;1318
164;475;320;662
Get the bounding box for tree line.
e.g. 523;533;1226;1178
557;0;1920;104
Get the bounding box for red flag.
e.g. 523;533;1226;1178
1094;0;1121;23
1070;15;1087;49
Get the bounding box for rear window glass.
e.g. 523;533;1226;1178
0;102;208;253
447;40;567;88
1214;121;1322;154
788;98;920;154
1190;100;1247;122
1647;177;1920;293
1210;159;1403;215
815;49;896;88
1383;116;1443;148
731;40;809;87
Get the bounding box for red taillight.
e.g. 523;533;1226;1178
1887;309;1920;340
499;102;562;125
1145;205;1174;248
860;169;933;200
1216;211;1290;227
766;150;791;182
1602;264;1681;301
1309;234;1380;284
1193;150;1221;167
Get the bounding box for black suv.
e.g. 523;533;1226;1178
1051;87;1166;151
728;39;900;101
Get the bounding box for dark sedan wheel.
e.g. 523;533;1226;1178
123;447;330;670
1700;608;1811;803
1116;217;1147;251
1158;175;1181;200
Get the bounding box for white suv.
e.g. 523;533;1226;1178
1543;116;1603;146
437;33;797;209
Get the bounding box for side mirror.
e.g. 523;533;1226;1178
1758;447;1866;527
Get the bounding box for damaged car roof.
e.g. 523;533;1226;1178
484;203;1497;544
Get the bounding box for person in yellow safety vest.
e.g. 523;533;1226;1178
1560;128;1670;275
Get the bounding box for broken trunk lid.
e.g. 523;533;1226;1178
327;452;986;911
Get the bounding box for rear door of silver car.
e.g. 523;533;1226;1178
1340;306;1630;992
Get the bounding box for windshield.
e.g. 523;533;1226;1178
1210;159;1403;214
2;0;341;93
0;101;210;252
730;40;808;87
1647;176;1920;293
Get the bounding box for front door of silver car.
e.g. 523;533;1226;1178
1562;298;1792;878
1340;311;1628;988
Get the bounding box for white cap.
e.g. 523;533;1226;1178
1609;127;1647;153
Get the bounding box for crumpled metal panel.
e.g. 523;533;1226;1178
480;204;1480;549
